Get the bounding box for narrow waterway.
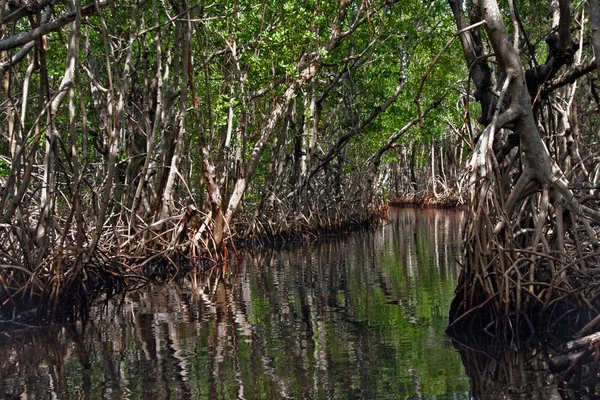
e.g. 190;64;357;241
2;208;471;399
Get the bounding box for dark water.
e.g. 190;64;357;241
1;208;472;399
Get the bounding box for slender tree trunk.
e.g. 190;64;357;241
36;2;79;247
131;0;163;223
160;0;191;220
302;82;318;175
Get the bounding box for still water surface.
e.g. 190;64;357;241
1;208;471;399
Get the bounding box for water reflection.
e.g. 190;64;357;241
0;208;470;399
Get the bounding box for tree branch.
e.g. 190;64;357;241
369;95;445;170
544;60;596;93
0;1;102;52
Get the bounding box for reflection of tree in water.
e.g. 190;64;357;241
449;295;600;398
0;327;70;399
1;209;470;398
451;335;562;399
0;283;206;399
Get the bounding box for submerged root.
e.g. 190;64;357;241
550;332;600;396
0;169;389;324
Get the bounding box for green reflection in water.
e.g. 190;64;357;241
0;208;470;399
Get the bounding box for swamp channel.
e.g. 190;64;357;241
1;208;565;399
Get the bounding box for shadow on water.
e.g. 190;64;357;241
0;208;575;399
449;332;562;399
449;314;600;400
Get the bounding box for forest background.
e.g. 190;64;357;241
2;0;600;328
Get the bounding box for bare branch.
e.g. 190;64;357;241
0;1;102;52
